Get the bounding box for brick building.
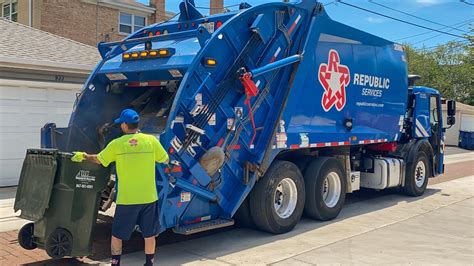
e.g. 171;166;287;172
0;0;169;46
210;0;223;15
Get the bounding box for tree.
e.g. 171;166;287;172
404;36;473;105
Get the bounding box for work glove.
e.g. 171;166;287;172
71;152;86;163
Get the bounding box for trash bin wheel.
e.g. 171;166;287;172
18;222;37;250
45;228;73;259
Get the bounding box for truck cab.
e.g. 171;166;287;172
408;76;456;177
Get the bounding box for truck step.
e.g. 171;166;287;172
173;219;234;235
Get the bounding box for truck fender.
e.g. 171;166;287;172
403;139;435;185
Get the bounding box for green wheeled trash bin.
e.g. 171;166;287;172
14;149;110;259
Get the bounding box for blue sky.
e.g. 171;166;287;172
140;0;473;49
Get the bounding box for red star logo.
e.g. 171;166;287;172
129;139;138;146
318;49;351;112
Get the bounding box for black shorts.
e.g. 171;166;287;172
112;201;160;240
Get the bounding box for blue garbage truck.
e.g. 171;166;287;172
15;0;456;259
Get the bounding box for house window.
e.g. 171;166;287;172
119;12;146;34
1;0;18;22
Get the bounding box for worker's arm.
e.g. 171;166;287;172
71;152;101;165
71;140;116;167
84;153;101;165
153;137;169;164
96;141;116;167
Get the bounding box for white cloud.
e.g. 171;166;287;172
416;0;440;5
366;16;385;24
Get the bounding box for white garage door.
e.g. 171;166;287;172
0;79;82;187
461;114;474;132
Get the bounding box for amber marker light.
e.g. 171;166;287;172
205;58;217;67
158;49;169;56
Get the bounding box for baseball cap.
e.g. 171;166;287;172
114;109;140;124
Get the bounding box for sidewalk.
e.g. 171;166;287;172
0;187;27;233
116;175;474;265
443;151;474;164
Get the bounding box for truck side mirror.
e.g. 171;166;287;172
447;116;455;126
447;100;456;126
447;100;456;117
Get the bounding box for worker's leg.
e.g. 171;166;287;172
111;204;141;266
144;237;156;266
139;201;160;266
111;236;122;266
144;236;156;254
111;236;123;254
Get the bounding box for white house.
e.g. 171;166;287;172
0;19;100;186
443;101;474;146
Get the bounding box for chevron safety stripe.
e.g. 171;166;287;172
415;119;430;137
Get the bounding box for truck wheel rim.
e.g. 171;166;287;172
273;178;298;219
415;161;426;187
322;172;341;208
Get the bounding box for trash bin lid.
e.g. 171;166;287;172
14;149;58;221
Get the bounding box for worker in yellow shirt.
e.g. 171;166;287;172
71;109;169;266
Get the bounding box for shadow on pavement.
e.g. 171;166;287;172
24;186;443;265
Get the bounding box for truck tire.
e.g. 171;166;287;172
234;196;255;229
403;151;429;197
249;160;305;234
304;157;346;221
18;222;37;250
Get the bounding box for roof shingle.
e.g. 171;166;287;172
0;18;101;72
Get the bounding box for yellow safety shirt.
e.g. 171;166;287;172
97;133;168;205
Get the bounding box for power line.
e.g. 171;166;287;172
416;39;469;51
421;41;468;51
395;19;473;41
369;1;470;34
410;21;473;45
336;0;469;39
460;0;474;6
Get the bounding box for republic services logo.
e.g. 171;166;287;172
129;139;138;147
318;49;351;112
